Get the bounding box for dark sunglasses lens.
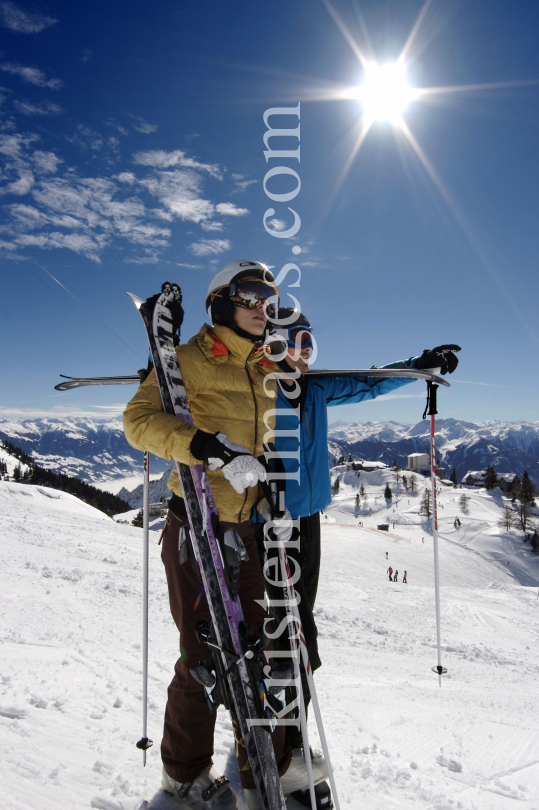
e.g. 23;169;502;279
231;280;276;308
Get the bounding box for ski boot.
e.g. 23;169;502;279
161;765;237;809
290;779;333;809
243;747;328;809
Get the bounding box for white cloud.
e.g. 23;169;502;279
139;169;215;223
124;250;161;265
0;2;58;33
266;218;288;231
2;172;170;261
32;151;62;173
6;167;33;194
1;63;62;89
0;132;38;159
129;115;158;134
106;119;128;136
0;129;242;263
14;99;62;115
115;172;137;185
189;238;231;257
177;262;203;269
80;49;92;63
134;149;222;179
215;202;249;217
231;178;257;194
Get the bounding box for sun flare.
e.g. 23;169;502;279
343;62;419;124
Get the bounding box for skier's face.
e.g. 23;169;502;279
285;343;311;374
233;302;267;336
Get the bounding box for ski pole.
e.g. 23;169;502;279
136;450;153;761
425;383;447;686
274;530;340;810
270;525;317;810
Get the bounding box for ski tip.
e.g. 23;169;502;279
126;291;145;309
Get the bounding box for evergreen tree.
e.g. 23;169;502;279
409;474;417;493
384;483;393;499
355;493;360;506
132;508;144;527
459;493;470;511
332;478;340;492
420;488;431;517
516;500;533;533
531;529;539;553
450;467;458;486
348;453;353;462
360;483;365;497
13;464;22;482
519;471;537;504
485;466;498;490
402;475;408;489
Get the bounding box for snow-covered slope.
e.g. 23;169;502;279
1;477;538;809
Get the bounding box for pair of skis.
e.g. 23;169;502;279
54;368;451;391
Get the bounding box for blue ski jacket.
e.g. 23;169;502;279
268;359;420;519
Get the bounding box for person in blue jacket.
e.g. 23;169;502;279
256;308;459;743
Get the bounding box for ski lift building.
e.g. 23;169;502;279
407;453;430;473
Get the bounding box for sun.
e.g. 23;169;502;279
343;61;419;125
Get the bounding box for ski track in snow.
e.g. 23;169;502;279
1;474;539;810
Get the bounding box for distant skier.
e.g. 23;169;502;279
393;571;399;582
387;566;393;581
385;551;388;559
403;571;408;584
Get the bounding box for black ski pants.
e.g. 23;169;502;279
160;509;291;788
255;512;322;748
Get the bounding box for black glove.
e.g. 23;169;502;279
190;430;266;494
415;344;461;375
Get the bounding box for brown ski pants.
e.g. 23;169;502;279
160;509;291;788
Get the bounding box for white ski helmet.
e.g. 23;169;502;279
205;259;278;326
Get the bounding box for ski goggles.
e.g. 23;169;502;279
229;277;277;310
269;324;313;352
287;326;313;350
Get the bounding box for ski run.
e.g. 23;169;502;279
1;458;539;809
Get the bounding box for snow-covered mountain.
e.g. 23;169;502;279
329;418;539;482
117;468;173;508
2;415;538;489
0;416;171;483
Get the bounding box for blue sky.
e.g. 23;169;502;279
1;0;538;425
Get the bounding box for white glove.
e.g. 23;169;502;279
257;497;294;543
204;432;266;495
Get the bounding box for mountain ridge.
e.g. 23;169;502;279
1;415;538;486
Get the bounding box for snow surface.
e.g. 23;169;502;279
1;474;539;810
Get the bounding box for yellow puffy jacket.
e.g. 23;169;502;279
123;323;279;523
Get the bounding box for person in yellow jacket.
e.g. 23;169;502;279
123;260;327;810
